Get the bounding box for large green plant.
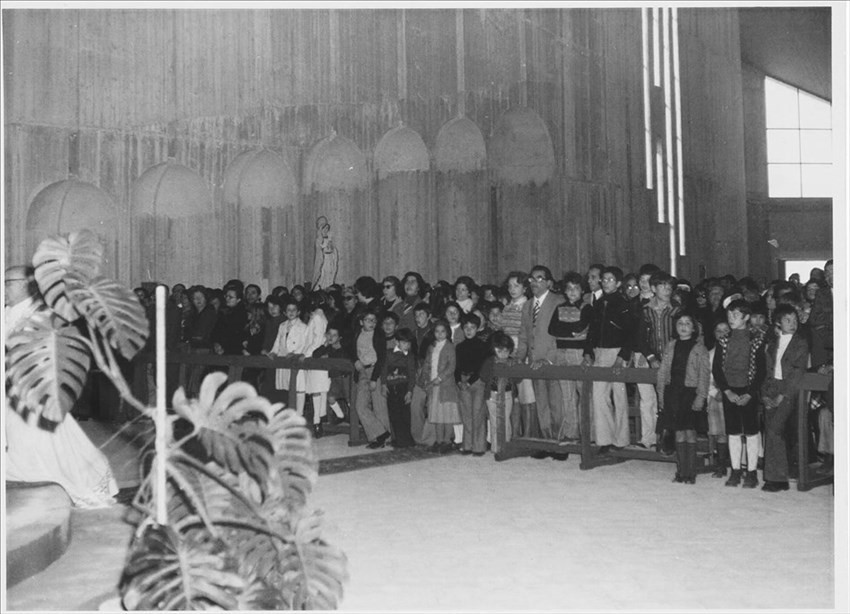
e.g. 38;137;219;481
5;229;348;610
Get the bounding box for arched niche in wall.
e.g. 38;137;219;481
302;134;369;285
488;107;558;276
222;149;297;289
131;161;213;287
26;179;119;278
433;117;492;282
373;126;432;280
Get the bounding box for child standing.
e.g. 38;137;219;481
409;302;436;448
419;320;461;454
500;271;536;437
381;328;418;448
455;314;490;455
760;304;810;492
480;332;517;454
353;309;391;449
268;297;310;415
548;271;592;442
707;321;732;477
712;299;767;488
583;266;634;453
310;324;349;436
656;313;710;483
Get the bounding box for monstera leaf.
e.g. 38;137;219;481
32;229;104;322
172;372;276;492
67;276;149;360
266;408;319;512
5;313;91;424
121;524;245;611
279;511;349;611
236;579;287;611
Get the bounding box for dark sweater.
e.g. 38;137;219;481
382;348;417;394
455;336;489;384
312;344;350;378
547;298;592;349
212;301;249;355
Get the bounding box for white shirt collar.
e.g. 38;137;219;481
535;290;549;305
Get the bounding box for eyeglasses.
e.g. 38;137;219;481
383;284;394;289
528;276;547;283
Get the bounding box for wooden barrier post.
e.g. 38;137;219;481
796;372;833;492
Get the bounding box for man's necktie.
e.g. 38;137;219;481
533;299;540;325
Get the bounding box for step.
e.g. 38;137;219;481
5;482;73;588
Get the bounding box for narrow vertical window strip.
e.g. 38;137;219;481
672;8;686;256
656;140;665;223
669;224;677;277
662;9;675;231
642;8;653;189
652;8;661;87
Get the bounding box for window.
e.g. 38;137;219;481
783;259;830;283
765;77;832;198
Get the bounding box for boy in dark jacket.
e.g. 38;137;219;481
760;304;809;491
455;314;491;455
583;266;634;453
381;328;418;448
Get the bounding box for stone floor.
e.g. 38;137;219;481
3;419;847;611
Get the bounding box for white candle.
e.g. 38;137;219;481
155;285;167;525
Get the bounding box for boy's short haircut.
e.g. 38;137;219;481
461;313;482;328
602;266;624;282
726;298;752;316
487;301;503;313
649;271;675;287
562;271;584;287
773;303;798;322
325;321;342;335
382;311;400;324
491;331;515;353
413;301;431;315
395;327;416;344
588;263;605;274
638;263;661;277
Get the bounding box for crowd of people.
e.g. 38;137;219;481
134;258;835;491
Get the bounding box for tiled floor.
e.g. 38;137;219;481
4;423;842;611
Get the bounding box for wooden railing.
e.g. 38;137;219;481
493;363;833;491
133;353;366;445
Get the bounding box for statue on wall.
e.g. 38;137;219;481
312;216;339;289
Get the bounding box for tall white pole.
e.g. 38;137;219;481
155;285;167;525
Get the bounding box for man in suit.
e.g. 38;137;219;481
516;265;566;447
